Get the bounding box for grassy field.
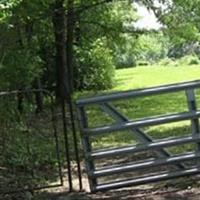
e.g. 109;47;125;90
114;65;200;91
84;65;200;153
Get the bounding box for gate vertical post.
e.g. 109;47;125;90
186;89;200;150
61;99;73;191
67;96;82;191
77;106;97;191
50;95;63;186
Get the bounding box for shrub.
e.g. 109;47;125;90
168;42;200;59
158;58;177;66
188;56;200;65
75;39;115;90
0;49;42;90
135;33;170;63
115;54;136;68
178;54;200;66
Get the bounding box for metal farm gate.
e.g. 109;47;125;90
76;80;200;192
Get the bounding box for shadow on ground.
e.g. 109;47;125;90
28;183;200;200
1;185;200;200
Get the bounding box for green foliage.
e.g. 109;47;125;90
0;95;62;191
0;0;22;21
135;32;170;63
0;0;140;92
168;42;200;60
115;32;170;68
177;54;200;66
160;0;200;45
0;49;42;90
114;34;138;68
73;1;138;88
75;39;115;90
116;55;137;68
0;0;55;91
108;1;138;30
158;58;177;67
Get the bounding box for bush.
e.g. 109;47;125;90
135;33;170;63
115;54;136;68
168;42;200;59
158;58;177;66
75;39;115;90
0;49;42;90
178;54;200;66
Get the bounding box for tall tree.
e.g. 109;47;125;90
52;0;69;99
0;0;140;94
66;0;75;94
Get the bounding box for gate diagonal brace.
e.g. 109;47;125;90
99;102;185;170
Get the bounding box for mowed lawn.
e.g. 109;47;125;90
114;65;200;91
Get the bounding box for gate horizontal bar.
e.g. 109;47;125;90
90;135;200;159
94;167;200;192
85;111;200;135
100;102;186;169
76;80;200;106
91;152;200;177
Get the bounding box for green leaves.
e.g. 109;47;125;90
0;0;54;90
75;38;115;90
156;0;200;44
0;48;43;90
0;0;22;21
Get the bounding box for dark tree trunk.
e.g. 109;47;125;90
34;78;43;114
52;0;69;100
17;90;24;113
73;2;82;90
66;0;75;95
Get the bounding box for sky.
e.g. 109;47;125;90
133;3;163;30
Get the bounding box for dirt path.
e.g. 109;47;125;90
2;174;200;200
34;187;200;200
1;186;200;200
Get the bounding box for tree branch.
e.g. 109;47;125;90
74;0;113;14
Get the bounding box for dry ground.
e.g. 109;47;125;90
2;175;200;200
33;185;200;200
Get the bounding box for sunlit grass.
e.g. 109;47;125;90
114;65;200;91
